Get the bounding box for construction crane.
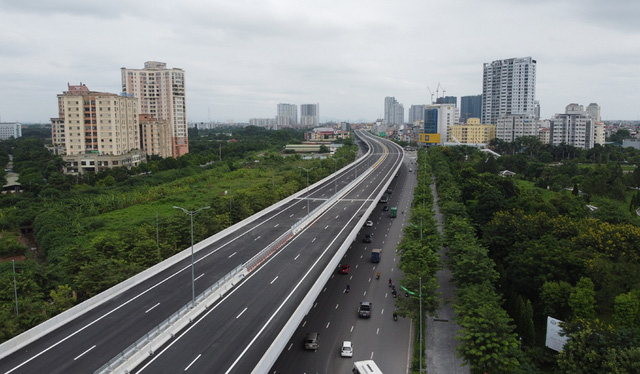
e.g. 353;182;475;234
427;86;435;104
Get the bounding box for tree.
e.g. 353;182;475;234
569;277;597;320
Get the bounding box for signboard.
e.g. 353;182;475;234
545;316;568;352
419;133;441;144
379;132;386;137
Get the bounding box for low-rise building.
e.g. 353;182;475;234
448;118;495;144
0;122;22;140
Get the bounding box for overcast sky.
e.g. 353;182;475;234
1;0;639;123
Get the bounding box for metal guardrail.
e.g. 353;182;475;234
95;265;243;374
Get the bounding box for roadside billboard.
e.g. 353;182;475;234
419;133;441;144
545;316;568;352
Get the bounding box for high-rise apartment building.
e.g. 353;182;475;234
408;105;426;124
51;83;145;174
550;103;595;149
496;114;540;142
586;103;601;122
424;103;459;143
300;104;320;127
276;103;298;128
121;61;188;158
460;95;482;124
384;97;404;125
481;57;537;125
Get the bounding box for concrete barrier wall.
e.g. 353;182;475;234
0;147;371;359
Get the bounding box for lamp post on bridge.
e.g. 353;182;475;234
173;205;210;308
298;166;316;218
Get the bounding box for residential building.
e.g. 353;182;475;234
435;96;457;105
424;103;459;144
460;95;482;124
300;104;320;127
538;127;550;144
384;97;404;125
276;103;298;128
496;114;540;142
594;122;605;145
249;118;276;128
51;83;145;174
448;118;495;144
408;105;426;124
140;114;172;158
481;56;537;125
550;103;595;149
0;122;22;140
586;103;601;122
121;61;188;158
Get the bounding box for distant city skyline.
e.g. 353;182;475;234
1;0;639;123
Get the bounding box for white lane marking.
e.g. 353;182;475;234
287;343;293;351
335;304;339;309
294;254;300;260
376;328;380;335
274;223;279;228
371;351;375;359
290;213;294;217
324;225;329;230
368;277;371;282
385;292;388;298
185;354;201;371
335;215;339;219
381;309;384;315
302;206;306;210
270;276;278;285
363;291;367;296
350;325;354;332
344;207;347;210
145;303;160;314
194;273;205;282
326;322;330;329
313;302;318;308
302;321;307;327
312;237;316;242
254;236;261;241
236;307;248;319
73;345;96;361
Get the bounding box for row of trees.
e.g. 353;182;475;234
394;149;441;371
428;147;523;373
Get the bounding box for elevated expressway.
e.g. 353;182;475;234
0;130;403;374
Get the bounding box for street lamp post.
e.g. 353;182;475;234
173;205;210;308
298;166;316;217
401;277;423;372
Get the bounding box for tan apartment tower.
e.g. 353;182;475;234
51;83;145;174
121;61;188;158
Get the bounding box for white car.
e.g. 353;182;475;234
365;220;373;227
340;341;353;357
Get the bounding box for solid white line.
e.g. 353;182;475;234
270;276;278;285
228;252;237;258
194;273;205;282
73;345;96;361
236;307;248;319
145;303;160;314
184;354;201;371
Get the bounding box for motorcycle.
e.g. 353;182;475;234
345;285;350;293
376;272;380;280
393;311;398;321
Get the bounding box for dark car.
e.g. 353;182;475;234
382;206;389;211
363;234;372;243
358;302;372;318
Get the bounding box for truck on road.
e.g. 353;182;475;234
371;248;382;263
390;207;397;217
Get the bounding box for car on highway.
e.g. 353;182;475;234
304;332;320;350
382;206;389;211
358;301;372;318
339;264;351;274
365;220;373;227
340;341;353;357
363;234;372;243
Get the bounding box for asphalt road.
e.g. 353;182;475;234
132;132;404;373
269;151;418;374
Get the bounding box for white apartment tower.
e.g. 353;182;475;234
586;103;601;122
276;103;298;128
482;57;537;125
550;103;595;149
496;115;540;142
300;104;320;127
121;61;188;158
384;97;404;125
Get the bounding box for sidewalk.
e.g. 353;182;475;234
424;179;469;373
